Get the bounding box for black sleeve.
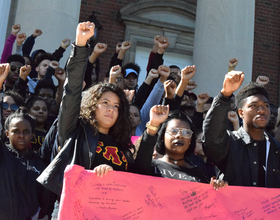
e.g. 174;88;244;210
133;82;150;110
13;77;28;100
52;46;66;62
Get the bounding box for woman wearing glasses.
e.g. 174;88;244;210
2;91;24;122
135;106;227;189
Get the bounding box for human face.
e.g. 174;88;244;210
164;119;192;157
95;91;120;134
38;88;54;108
170;67;181;84
124;73;138;90
238;94;270;131
7;61;23;84
195;132;205;158
6;118;33;153
3;96;18;121
29;100;48;125
267;106;278;129
36;59;51;79
129;105;141;128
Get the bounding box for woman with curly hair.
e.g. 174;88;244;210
37;22;134;218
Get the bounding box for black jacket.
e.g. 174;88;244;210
37;44;99;196
203;93;280;187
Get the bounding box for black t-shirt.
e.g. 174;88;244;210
91;132;128;171
151;159;209;183
30;129;47;153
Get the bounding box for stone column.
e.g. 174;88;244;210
14;0;81;67
193;0;255;97
0;0;12;53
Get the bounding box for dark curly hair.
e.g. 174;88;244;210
4;91;25;107
235;82;269;109
80;82;133;152
4;107;36;133
156;111;196;157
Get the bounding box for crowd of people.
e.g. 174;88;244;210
0;21;279;219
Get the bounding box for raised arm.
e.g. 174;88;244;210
58;21;94;145
203;71;244;165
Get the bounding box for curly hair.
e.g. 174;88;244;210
156;110;196;157
4;91;25;107
80;82;133;152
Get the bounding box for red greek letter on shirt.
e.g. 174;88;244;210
96;141;103;153
103;146;122;166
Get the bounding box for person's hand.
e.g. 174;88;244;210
94;43;107;55
109;65;122;83
210;177;228;190
256;75;269;86
181;65;196;83
76;21;95;47
185;80;197;91
32;29;43;38
11;24;21;36
228;111;239;123
93;164;113;177
145;69;159;85
115;42;122;53
0;64;10;86
158;65;170;83
120;41;132;52
197;93;210;106
16;33;26;46
123;89;135;103
164;80;176;99
49;61;59;70
61;38;71;49
54;68;66;83
149;105;169;128
221;71;244;97
228;58;238;71
154;35;163;46
157;37;169;54
19;65;31;81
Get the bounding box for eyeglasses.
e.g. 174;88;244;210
10;66;21;72
3;102;19;111
166;127;193;139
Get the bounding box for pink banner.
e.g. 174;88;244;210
58;165;280;220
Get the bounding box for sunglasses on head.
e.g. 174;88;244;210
10;66;21;72
3;102;19;112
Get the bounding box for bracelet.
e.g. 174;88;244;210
146;122;159;131
228;68;234;72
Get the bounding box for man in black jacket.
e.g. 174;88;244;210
203;71;280;187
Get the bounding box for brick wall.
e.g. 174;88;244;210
253;0;280;105
80;0;138;81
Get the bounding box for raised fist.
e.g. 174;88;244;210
197;93;210;105
94;43;107;54
50;61;59;70
256;75;269;86
164;80;176;99
16;33;26;46
228;58;238;70
116;42;122;53
221;71;244;97
32;29;43;38
54;68;66;83
186;80;197;91
181;65;196;82
76;21;95;47
20;65;31;80
11;24;21;36
61;38;71;49
0;64;10;84
149;105;169;128
158;65;170;82
158;37;169;49
120;41;132;51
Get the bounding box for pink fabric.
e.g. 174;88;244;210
1;34;16;63
59;164;280;220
